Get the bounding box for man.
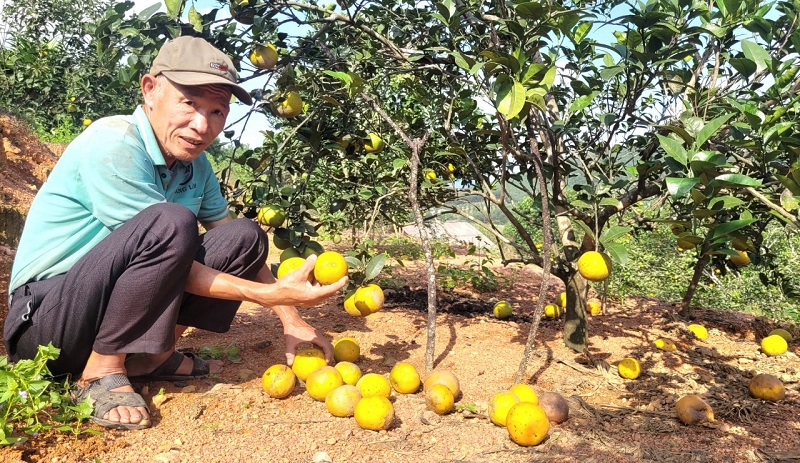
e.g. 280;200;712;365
3;36;346;430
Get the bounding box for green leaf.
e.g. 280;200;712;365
600;225;633;244
729;58;756;78
713;173;762;187
495;76;525;119
573;21;592;43
602;241;629;266
138;3;161;20
741;40;771;74
694;113;734;149
708;219;757;239
666;177;701;197
572;220;597;242
657;134;688;166
516;2;544;19
780;189;799;211
364;254;387;281
164;0;182;19
709;195;745;209
568;91;599;113
188;6;203;32
322;70;352;85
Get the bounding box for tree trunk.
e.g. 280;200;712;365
678;255;709;319
563;273;588;352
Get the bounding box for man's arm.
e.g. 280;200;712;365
197;216;339;363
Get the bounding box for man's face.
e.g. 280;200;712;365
142;75;231;166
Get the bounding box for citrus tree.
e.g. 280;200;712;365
45;0;800;373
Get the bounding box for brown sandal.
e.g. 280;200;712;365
71;373;150;430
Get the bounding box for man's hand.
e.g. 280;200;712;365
282;317;334;366
258;255;348;307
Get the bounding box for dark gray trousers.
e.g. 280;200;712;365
4;203;268;377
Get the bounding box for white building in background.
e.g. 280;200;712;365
401;221;496;249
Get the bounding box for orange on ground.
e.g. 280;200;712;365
261;364;296;399
389;362;421;394
505;402;550;447
354;396;394;431
291;347;327;381
305;366;344;401
424;370;460;398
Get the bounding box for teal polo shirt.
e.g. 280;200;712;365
9;106;230;294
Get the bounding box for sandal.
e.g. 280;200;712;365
72;373;151;430
129;351;210;383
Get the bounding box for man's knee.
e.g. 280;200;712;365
140;203;199;242
227;218;268;259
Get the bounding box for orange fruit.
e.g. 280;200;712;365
557;292;567;308
748;374;785;401
654;338;677;352
257;205;285;227
305;366;344;401
334;361;362;385
279;247;302;262
425;384;454;415
276;256;309;280
343;292;365;317
505;402;550;446
356;373;392;398
488;391;520;426
326;384;361;417
291;347;327;381
249;44;278;70
493;301;513;319
577;251;611;282
423;370;460;398
314;251;348;285
543;303;560;319
261;364;296;399
389;362;421;394
617;358;641;379
730;249;750;266
586;298;602;315
273;91;303;118
354;396;394;431
333;337;360;363
354;284;384;315
687;324;708;341
509;383;538;404
363;132;385;153
761;335;788;356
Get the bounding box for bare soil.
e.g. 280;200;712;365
1;115;799;463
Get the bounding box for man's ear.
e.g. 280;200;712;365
141;74;157;108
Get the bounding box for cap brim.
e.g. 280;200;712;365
161;71;253;106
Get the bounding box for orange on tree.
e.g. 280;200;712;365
363;132;385;153
291;346;327;381
272;231;292;250
301;241;322;258
505;402;550;447
389;362;421;394
229;0;256;24
343;292;364;317
423;169;437;181
576;251;611;282
354;284;384;315
249;44;278;70
261;364;296;399
279;247;302;262
730;249;750;267
273;91;303;119
257;205;285;227
83;118;92;127
314;251;348;285
557;292;567;308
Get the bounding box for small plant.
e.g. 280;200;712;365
455;402;478;414
0;344;96;445
197;344;242;363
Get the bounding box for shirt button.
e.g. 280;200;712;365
161;173;167;178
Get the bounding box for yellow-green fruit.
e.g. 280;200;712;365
276;256;307;280
364;132;385;153
257;205;285;227
291;347;327;382
279;247;302;262
687;324;708;341
274;91;303;118
557;292;567;308
333;337;360;363
354;396;394;431
730;250;750;267
676;237;695;250
354;284;384;315
343;292;365;317
301;242;322;258
670;223;685;235
505;402;550;447
489;391;520;426
768;328;793;343
334;361;362;385
748;373;785;401
261;364;296;399
731;237;750;251
654;338;677;352
544;303;560;319
577;251;611;282
389;362;421;394
617;358;641;380
509;383;538;404
493;301;513;319
305;366;344;401
424;169;437;181
83;118;92;127
273;232;292;250
249;44;278;70
356;373;392;399
425;384;454;415
586;298;602;316
761;335;788;356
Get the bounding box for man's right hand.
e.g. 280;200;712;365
259;254;348;307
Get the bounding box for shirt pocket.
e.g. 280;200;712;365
173;197;202;216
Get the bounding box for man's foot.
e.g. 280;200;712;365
73;374;151;430
127;351;223;382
